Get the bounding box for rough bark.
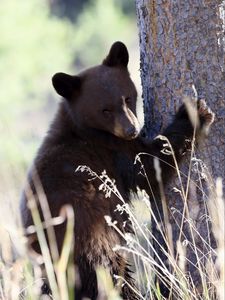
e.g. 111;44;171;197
136;0;225;296
136;0;224;173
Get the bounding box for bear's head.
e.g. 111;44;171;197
52;42;140;140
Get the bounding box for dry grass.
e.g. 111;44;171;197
0;105;224;300
0;163;223;299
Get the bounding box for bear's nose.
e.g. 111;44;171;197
125;126;137;138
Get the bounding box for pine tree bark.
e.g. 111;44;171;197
136;0;225;296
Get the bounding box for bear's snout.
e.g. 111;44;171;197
125;126;139;139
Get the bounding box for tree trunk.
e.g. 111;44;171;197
135;0;224;297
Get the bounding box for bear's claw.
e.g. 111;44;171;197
198;99;215;128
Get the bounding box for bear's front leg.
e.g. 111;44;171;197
137;99;214;190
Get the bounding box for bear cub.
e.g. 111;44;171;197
21;42;214;300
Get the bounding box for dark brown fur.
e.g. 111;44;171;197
20;42;214;300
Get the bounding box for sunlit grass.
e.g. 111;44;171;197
0;101;223;299
0;169;224;300
0;147;223;299
0;130;224;299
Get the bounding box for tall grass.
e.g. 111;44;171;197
0;116;224;299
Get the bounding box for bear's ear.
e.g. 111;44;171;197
103;41;129;68
52;72;81;99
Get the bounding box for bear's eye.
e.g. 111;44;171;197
125;97;131;104
102;109;112;117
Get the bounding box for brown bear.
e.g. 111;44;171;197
20;42;214;300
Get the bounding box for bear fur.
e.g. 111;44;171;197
20;42;214;300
